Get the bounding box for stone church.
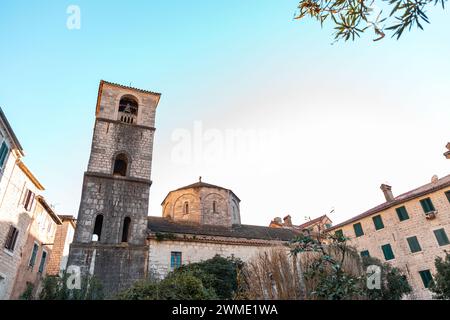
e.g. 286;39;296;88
68;81;299;297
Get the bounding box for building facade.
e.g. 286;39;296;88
9;197;62;299
0;108;46;299
67;82;300;297
149;180;298;279
328;175;450;299
68;81;161;296
0;107;73;300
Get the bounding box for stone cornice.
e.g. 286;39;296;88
84;171;152;186
95;117;156;131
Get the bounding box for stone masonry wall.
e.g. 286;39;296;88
162;187;241;227
148;238;282;279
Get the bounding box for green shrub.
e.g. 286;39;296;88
117;271;217;300
429;251;450;300
362;256;412;300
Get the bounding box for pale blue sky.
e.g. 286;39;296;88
0;1;449;226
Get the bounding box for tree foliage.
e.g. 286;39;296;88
176;255;244;300
116;271;217;300
362;256;412;300
290;232;366;300
39;272;104;300
117;255;243;300
295;0;447;41
429;251;450;299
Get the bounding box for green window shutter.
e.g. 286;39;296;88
29;243;39;267
0;141;9;168
353;223;364;237
419;270;433;288
38;251;47;273
445;191;450;203
420;198;435;213
381;244;395;260
360;250;370;258
407;236;422;253
372;215;384;230
171;252;182;269
434;228;450;246
396;206;409;221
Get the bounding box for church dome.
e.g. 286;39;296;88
161;178;241;227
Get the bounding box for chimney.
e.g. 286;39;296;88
283;215;293;227
380;184;394;202
274;217;282;225
445;142;450;159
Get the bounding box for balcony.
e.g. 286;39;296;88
118;111;137;125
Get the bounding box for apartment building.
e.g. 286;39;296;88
328;175;450;299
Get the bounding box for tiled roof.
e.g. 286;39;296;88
328;174;450;231
296;215;328;230
147;217;300;242
100;80;161;96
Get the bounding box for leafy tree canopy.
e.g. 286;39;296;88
295;0;447;41
429;251;450;299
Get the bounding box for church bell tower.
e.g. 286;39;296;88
68;80;161;296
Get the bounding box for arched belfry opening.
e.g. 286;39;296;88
122;217;131;243
93;214;103;242
118;96;138;124
113;153;128;176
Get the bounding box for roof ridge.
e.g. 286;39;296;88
100;80;161;96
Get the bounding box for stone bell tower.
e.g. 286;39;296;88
68;80;161;296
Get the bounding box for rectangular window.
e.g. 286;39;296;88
0;141;9;168
445;191;450;203
353;223;364;237
407;236;422;253
22;189;35;212
360;250;370;258
4;226;19;251
170;252;182;269
372;215;384;230
38;251;47;273
381;244;395;261
420;198;435;213
434;228;450;247
396;206;410;221
419;270;433;289
29;243;39;267
335;230;343;238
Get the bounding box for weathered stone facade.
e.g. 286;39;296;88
147;215;299;279
0;109;46;300
148;238;285;279
10;197;62;299
328;175;450;299
68;81;161;297
0;108;69;300
162;179;241;226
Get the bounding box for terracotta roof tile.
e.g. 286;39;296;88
328;174;450;231
148;217;299;241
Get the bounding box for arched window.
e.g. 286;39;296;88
121;217;131;243
93;215;103;242
183;202;189;215
113;153;128;176
212;201;217;213
118;96;138;124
